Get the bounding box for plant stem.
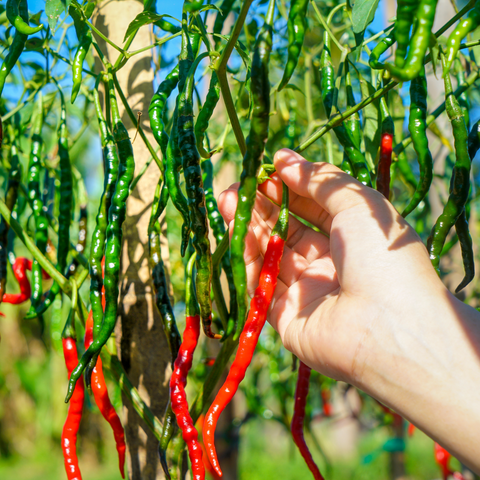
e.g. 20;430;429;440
311;1;347;53
126;31;182;58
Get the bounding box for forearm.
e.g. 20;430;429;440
356;288;480;472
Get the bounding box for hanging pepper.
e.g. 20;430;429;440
278;0;309;91
66;67;135;402
149;65;179;158
377;94;394;199
454;209;474;292
195;72;220;159
369;28;396;70
27;94;49;315
0;131;21;301
61;312;84;480
394;0;418;68
89;79;119;362
204;180;289;477
427;55;471;276
170;252;204;480
0;0;29;96
69;4;93;104
177;45;216;339
444;0;480;74
84;310;126;478
319;25;334;117
291;362;325;480
402;67;433;217
2;257;31;304
6;0;43;35
384;0;439;81
434;443;465;480
230;0;274;340
468;119;480;160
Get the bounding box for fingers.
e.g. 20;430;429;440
272;148;389;224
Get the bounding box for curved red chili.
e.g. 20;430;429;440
291;362;324;480
62;335;84;480
84;311;126;478
3;257;31;304
377;132;393;199
434;442;465;480
170;252;204;480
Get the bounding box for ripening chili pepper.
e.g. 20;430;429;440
69;5;93;104
427;56;471;273
66;206;87;279
149;65;179;159
66;67;135;402
204;180;289;477
89;79;119;357
321;388;332;417
213;0;236;48
84;311;126;478
384;0;439;81
230;0;274;341
0;1;28;96
319;28;334;117
27;94;49;314
195;72;220;159
2;257;31;304
291;362;325;480
170;252;204;480
0;132;21;302
444;1;480;74
61;312;84;480
278;0;309;91
394;0;418;67
177;45;217;339
377;96;394;199
6;0;43;35
369;28;395;70
402;67;433;217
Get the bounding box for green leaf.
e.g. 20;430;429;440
123;11;179;41
45;0;71;33
359;78;380;171
352;0;380;34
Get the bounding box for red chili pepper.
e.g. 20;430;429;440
408;422;416;437
203;357;216;367
203;184;289;477
170;252;204;480
377;132;393;199
320;388;332;417
84;311;126;478
291;362;325;480
62;329;84;480
434;443;465;480
195;415;221;480
3;257;31;304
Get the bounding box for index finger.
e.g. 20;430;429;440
273;149;388;221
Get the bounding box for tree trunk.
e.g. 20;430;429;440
93;2;170;478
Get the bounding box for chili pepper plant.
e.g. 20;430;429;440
0;0;479;479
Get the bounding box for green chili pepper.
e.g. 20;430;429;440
278;0;308;91
384;0;439;81
66;67;135;402
149;65;179;158
27;94;48;314
69;5;93;104
394;0;418;67
319;28;334;117
340;153;354;176
6;0;43;35
158;403;177;480
213;0;236;48
467;119;480;160
427;55;471;273
454;208;474;292
444;1;480;74
0;1;29;96
369;29;396;70
456;61;470;127
230;0;274;340
66;206;87;279
0;129;21;301
402;67;433;217
195;72;220;159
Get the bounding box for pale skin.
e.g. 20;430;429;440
218;148;480;473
